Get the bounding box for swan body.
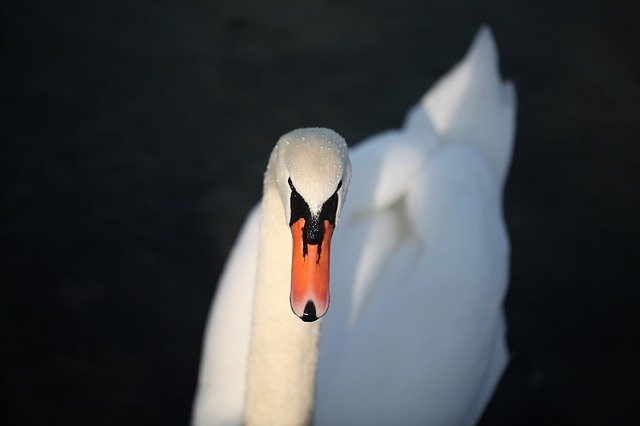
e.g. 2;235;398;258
193;26;516;426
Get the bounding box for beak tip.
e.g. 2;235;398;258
291;299;328;322
301;301;318;322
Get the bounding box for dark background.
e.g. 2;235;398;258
2;0;639;425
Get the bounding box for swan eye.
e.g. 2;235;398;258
289;181;309;227
319;190;338;227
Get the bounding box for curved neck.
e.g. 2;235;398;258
244;173;320;426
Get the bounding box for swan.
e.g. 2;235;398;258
193;26;516;426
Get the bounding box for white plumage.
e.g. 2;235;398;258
193;26;516;425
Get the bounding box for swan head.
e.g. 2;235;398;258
268;128;351;322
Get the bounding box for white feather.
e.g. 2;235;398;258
193;26;516;426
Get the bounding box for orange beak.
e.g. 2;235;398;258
290;218;333;321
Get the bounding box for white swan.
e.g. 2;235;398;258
193;26;516;426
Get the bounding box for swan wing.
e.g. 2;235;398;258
406;25;516;187
316;145;508;426
192;206;259;426
316;25;514;425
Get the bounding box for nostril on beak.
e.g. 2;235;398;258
301;301;318;322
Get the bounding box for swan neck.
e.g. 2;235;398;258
244;172;320;426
